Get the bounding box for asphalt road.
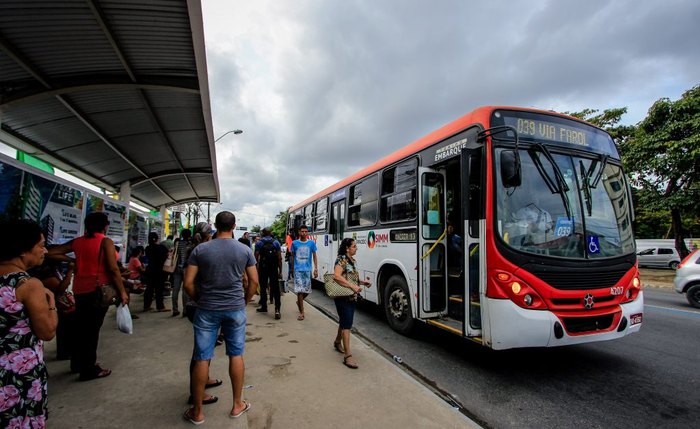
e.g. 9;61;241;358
306;281;700;429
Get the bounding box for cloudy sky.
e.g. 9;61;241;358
201;0;700;228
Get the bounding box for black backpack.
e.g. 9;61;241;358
258;239;278;269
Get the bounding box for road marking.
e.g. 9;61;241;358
644;304;700;319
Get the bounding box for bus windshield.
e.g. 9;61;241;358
495;146;635;259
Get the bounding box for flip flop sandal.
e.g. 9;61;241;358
333;341;345;354
206;379;223;388
187;395;218;405
183;408;205;425
229;400;251;419
79;367;111;381
297;314;305;321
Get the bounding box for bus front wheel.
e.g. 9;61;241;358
384;275;414;335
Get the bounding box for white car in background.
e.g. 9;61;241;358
674;249;700;308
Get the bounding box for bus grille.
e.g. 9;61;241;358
525;266;629;290
561;314;614;333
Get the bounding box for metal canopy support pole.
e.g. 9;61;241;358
160;205;167;240
119;181;131;262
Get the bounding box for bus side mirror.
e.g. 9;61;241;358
500;150;521;188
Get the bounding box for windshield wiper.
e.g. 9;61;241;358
579;160;592;216
531;143;572;220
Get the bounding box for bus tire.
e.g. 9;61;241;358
686;284;700;309
384;275;414;335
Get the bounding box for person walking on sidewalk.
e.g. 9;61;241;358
183;211;258;425
289;225;317;321
254;228;283;319
332;238;371;369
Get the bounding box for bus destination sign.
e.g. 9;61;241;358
493;110;620;158
508;117;588;147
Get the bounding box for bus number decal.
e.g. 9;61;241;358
554;218;573;237
610;286;623;296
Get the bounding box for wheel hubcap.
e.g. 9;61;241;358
388;288;407;320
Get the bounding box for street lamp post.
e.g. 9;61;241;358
214;129;243;143
208;129;243;222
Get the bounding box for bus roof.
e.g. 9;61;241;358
289;105;584;212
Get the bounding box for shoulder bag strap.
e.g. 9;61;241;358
96;238;105;287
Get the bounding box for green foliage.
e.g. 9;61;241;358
621;85;700;256
250;225;261;233
270;210;289;240
623;85;700;211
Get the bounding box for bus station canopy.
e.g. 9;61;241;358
0;0;218;209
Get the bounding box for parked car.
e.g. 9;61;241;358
636;246;681;269
674;249;700;308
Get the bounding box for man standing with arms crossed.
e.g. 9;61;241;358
289;225;317;321
183;211;258;424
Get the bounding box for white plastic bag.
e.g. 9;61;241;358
116;303;133;334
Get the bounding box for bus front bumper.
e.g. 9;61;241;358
484;291;644;350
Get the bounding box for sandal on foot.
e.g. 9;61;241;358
343;354;358;369
183;408;205;425
187;395;218;405
297;313;305;321
333;341;345;354
205;378;223;388
229;400;251;418
78;367;111;381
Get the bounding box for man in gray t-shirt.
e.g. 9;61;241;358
183;211;258;423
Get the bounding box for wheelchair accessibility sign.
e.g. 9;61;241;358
587;236;601;254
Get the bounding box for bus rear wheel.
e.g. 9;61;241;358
384;275;414;334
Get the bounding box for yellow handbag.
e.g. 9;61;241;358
323;272;357;298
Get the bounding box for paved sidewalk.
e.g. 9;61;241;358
44;291;478;428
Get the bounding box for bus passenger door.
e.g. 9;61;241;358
418;167;448;318
462;147;484;337
328;200;345;271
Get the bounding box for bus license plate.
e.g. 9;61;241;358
630;313;643;325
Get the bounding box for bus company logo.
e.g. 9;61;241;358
583;294;595;309
367;231;390;248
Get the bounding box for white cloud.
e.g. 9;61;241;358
202;0;700;226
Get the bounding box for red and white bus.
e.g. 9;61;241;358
288;106;643;349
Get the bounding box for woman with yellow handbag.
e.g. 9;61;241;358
332;238;371;369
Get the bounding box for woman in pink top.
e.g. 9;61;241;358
48;212;128;381
127;246;145;281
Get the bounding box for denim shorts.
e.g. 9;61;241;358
193;308;247;360
334;297;356;330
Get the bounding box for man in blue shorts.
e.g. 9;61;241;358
183;211;259;424
289;224;317;321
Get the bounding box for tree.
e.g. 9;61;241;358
270;210;289;240
250;225;261;233
621;85;700;258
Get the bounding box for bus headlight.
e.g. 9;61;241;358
511;282;522;294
